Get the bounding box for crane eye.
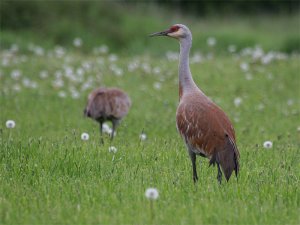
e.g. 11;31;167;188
170;26;180;33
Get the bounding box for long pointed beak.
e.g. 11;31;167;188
149;30;169;37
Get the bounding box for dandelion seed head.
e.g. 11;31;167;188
108;146;117;153
139;133;147;141
145;188;159;200
240;62;249;72
108;54;118;62
263;141;273;149
11;70;22;80
287;99;294;106
73;38;82;47
153;82;161;90
228;45;236;53
207;37;216;47
81;132;89;141
6;120;16;128
234;97;242;107
58;91;67;98
39;70;48;79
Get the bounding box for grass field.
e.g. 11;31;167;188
1;26;300;224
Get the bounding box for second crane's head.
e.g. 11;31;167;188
149;24;192;41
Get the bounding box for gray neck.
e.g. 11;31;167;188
179;37;195;92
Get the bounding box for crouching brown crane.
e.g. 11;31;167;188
150;24;240;184
84;87;131;143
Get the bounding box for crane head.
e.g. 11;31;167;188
149;24;191;40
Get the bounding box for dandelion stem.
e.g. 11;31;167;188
150;200;154;223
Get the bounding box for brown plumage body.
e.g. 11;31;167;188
84;87;131;142
150;24;240;183
176;87;240;182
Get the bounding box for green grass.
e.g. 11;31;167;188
0;37;300;224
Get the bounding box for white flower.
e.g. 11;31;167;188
12;84;21;92
102;123;111;134
71;90;80;99
252;46;264;60
153;82;161;90
97;45;109;54
52;79;64;88
153;67;161;75
139;133;147;141
190;52;203;63
11;70;22;80
166;51;178;61
108;146;117;153
10;44;19;53
263;141;273;149
297;126;300;132
58;91;66;98
6;120;16;128
234;97;243;107
108;54;118;62
207;37;216;47
81;132;89;141
240;62;249;72
22;78;31;87
34;46;44;56
54;46;65;58
228;45;236;53
39;70;48;79
145;188;159;200
73;38;82;47
287;99;294;106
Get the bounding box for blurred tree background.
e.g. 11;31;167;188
0;0;299;54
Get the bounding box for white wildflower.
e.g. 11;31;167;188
58;91;67;98
145;188;159;200
102;123;111;134
263;141;273;149
6;120;16;128
141;63;151;74
73;38;82;47
153;67;161;75
11;70;22;80
10;44;19;53
234;97;243;107
108;146;117;153
153;82;161;90
97;45;109;54
108;54;118;62
207;37;216;47
166;51;178;61
139;133;147;141
39;70;48;79
81;133;89;141
12;84;21;92
287;99;294;106
228;45;236;53
240;62;249;72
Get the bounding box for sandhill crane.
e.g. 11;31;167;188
150;24;240;183
84;87;131;143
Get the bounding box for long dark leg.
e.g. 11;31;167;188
111;120;118;141
99;122;104;145
189;151;198;183
217;163;222;184
110;120;117;141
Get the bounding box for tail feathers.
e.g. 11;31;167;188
215;136;240;181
